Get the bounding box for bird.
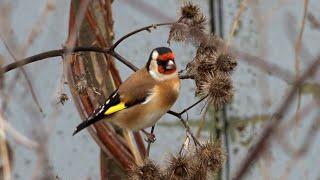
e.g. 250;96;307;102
72;47;180;137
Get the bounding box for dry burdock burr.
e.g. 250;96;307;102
128;2;233;179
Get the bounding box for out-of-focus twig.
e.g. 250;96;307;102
231;48;296;84
0;40;44;114
124;0;175;22
0;1;56;114
226;0;249;46
2;117;38;150
233;55;320;180
0;113;11;180
294;0;309;125
196;105;209;138
279;113;319;179
307;12;320;30
276;100;319;155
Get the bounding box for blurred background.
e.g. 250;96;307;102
0;0;320;179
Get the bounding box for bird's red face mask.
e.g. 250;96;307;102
156;52;176;74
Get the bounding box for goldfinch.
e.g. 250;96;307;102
73;47;180;135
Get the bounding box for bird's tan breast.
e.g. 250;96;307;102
111;76;180;131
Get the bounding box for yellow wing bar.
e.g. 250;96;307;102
104;102;126;115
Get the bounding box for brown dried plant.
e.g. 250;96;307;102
128;160;162;180
168;2;207;44
165;154;192;180
199;73;234;108
169;2;237;109
187;142;225;180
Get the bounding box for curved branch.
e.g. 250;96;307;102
110;22;174;51
2;46;106;73
2;22;175;74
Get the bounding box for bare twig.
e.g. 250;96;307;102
196;105;209;138
124;0;175;22
110;22;174;51
226;0;249;46
276;101;318;179
294;0;309;125
2;118;38;150
233;55;320;180
307;12;320;30
146;125;155;157
168;111;200;146
2;21;175;74
0;39;44;113
276;100;318;155
0;113;11;180
231;48;297;84
178;96;208;115
0;1;56;114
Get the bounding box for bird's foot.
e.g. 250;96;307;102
141;129;156;143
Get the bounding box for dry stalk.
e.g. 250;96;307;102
294;0;309;126
226;0;250;46
0;113;11;180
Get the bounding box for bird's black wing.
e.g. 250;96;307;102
72;89;148;136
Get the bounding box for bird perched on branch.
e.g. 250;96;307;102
73;47;180;137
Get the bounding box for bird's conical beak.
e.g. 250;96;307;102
166;60;176;70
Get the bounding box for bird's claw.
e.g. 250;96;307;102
141;129;156;143
144;133;156;143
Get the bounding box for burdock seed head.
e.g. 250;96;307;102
165;154;192;180
167;23;189;43
128;160;162;180
216;54;237;74
198;73;234;108
181;2;200;19
168;2;207;44
196;142;225;174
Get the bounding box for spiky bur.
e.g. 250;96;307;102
199;73;234;108
196;142;225;174
189;161;208;180
181;2;200;19
216;54;237;74
186;35;227;76
168;2;207;44
164;154;192;180
128;160;162;180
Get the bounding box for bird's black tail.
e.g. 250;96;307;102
72;114;105;136
72;90;119;136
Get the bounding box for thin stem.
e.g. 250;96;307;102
108;51;139;71
178;95;208;115
0;114;11;180
166;96;208;146
110;22;174;51
0;35;44;114
226;0;249;46
168;111;200;146
146;125;155;157
2;46;104;73
294;0;309;127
